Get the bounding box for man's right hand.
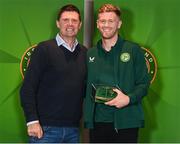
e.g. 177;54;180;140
27;122;43;139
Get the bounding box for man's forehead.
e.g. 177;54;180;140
98;12;117;17
61;11;79;17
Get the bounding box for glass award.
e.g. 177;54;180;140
92;84;118;103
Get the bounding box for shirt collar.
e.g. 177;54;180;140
97;36;124;54
55;33;78;52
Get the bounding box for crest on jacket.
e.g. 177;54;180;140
120;52;130;62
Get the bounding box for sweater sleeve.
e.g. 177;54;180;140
20;43;47;123
127;45;150;104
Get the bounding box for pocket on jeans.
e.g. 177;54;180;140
71;128;79;133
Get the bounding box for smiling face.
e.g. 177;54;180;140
56;11;82;39
97;12;122;39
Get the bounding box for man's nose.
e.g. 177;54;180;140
67;20;73;25
104;21;109;26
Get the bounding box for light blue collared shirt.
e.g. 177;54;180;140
56;33;78;52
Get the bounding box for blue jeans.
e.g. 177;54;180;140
29;126;80;143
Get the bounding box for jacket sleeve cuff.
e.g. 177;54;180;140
27;120;39;126
127;93;137;104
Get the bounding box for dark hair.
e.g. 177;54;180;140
98;4;121;19
57;4;81;21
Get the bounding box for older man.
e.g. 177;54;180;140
20;4;86;143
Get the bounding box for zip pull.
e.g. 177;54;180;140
115;128;118;133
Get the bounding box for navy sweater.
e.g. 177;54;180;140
20;39;87;127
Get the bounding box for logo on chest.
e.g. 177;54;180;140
120;52;130;62
89;57;95;63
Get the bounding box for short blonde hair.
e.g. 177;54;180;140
98;4;121;19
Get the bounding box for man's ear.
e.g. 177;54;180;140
56;20;60;28
79;21;82;29
96;20;99;29
118;20;122;29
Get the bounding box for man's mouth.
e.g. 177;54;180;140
66;28;74;32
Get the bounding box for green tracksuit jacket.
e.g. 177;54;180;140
84;37;150;129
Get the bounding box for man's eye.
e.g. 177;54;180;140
72;19;78;23
100;20;106;23
63;19;69;22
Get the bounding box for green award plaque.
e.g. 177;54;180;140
93;85;117;103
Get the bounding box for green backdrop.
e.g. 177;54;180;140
0;0;180;142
